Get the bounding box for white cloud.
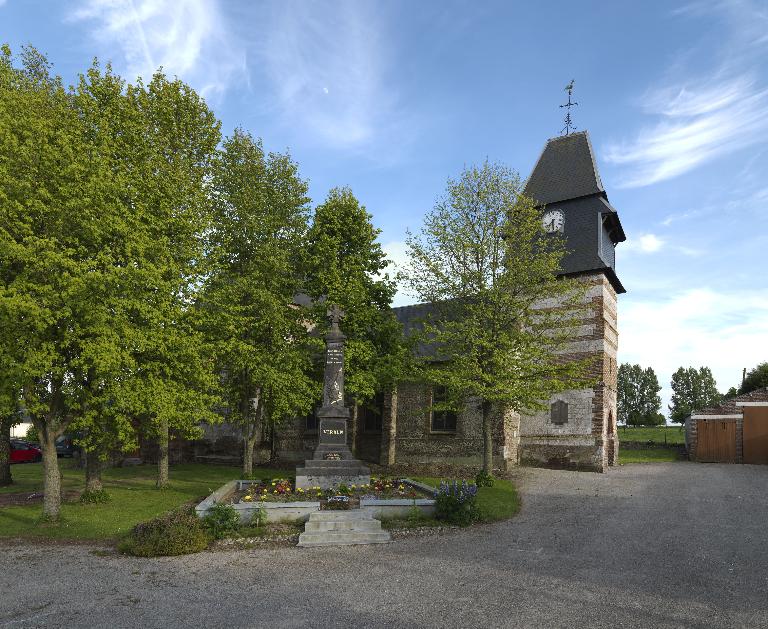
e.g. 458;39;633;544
606;0;768;188
622;233;665;254
619;288;768;416
70;0;245;100
605;75;768;188
257;2;401;151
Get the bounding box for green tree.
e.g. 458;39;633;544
739;362;768;394
402;161;594;474
303;187;406;448
201;130;317;476
0;48;223;515
618;363;663;426
123;71;223;488
669;366;721;424
0;47;137;517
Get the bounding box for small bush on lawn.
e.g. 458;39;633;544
434;479;479;526
80;489;111;504
118;509;210;557
475;470;495;487
202;503;241;540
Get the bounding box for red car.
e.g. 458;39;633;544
10;439;42;464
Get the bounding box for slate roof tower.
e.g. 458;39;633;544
524;130;626;293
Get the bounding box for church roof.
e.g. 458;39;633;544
524;131;604;205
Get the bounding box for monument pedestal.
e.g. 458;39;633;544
296;409;370;490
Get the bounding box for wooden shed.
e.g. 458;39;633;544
686;389;768;464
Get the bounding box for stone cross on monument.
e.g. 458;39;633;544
295;304;370;490
327;304;344;334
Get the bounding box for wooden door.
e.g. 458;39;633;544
697;419;736;463
743;407;768;465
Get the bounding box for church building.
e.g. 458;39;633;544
199;130;626;473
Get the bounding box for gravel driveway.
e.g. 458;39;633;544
2;462;767;628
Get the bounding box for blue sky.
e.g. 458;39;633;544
2;0;767;415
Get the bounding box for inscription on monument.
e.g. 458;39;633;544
319;418;346;445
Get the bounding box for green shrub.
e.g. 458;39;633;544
475;470;495;487
202;503;241;540
407;502;424;524
251;502;268;528
118;509;210;557
434;479;479;526
79;489;111;504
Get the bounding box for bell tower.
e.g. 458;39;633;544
518;130;626;471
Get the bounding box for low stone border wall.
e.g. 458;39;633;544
360;498;435;519
196;479;436;524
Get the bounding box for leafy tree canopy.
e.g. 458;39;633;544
618;363;663;426
668;366;721;424
739;362;768;395
200;129;318;472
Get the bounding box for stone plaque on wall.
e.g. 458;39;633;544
551;400;568;425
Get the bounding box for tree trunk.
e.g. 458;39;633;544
40;433;62;520
85;450;103;492
482;400;493;475
157;417;169;488
242;435;258;477
380;386;397;467
0;417;12;487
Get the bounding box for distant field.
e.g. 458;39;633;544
618;449;681;464
617;426;685;445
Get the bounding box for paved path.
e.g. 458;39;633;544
2;463;767;628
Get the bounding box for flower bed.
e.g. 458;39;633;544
195;477;437;524
234;476;432;504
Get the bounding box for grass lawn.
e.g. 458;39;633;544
0;463;281;541
618;448;681;464
617;425;685;445
414;476;520;522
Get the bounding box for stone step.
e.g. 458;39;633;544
304;519;383;533
297;509;391;546
297;530;391;547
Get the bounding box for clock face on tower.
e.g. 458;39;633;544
542;209;565;233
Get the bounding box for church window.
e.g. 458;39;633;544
431;386;457;432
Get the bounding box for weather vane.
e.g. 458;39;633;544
560;79;578;135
